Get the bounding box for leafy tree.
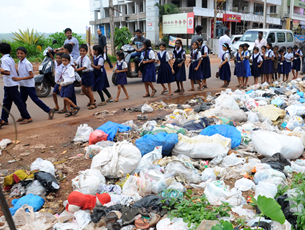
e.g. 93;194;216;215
48;31;83;49
155;3;180;25
12;29;44;45
114;27;132;51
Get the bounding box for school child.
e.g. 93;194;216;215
277;49;285;81
75;44;96;110
187;42;202;91
243;43;252;88
284;47;294;81
260;46;268;83
90;45;113;106
231;45;245;88
13;47;54;121
59;54;80;117
218;43;231;88
197;38;211;89
0;42;32;127
64;43;82;85
250;47;263;85
292;45;303;79
140;39;157;97
172;39;186;95
114;51;129;101
156;42;174;96
265;43;275;84
273;46;279;80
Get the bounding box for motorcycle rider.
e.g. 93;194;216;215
129;29;146;73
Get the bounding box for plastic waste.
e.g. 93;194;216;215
255;105;286;121
286;116;303;131
74;210;91;229
247;111;260;123
133;146;162;173
215;93;239;110
182;117;210;131
141;103;153;113
164;160;201;183
122;120;138;131
84;141;114;159
30;158;55;176
285;104;305;116
73;124;93;142
160;189;183;199
139;120;158;132
34;171;60;192
165;109;187;125
271;97;284;107
286;189;304;213
89;130;108;145
254;181;277;199
221;153;246;167
231;207;255;222
234;178;255;191
156;217;195;230
10;194;45;216
201;168;216;182
0;139;11;155
26;180;46;196
246;98;259;109
167;181;186;192
253;168;286;186
72;169;106;195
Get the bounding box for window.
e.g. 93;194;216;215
270;6;277;14
187;0;195;7
202;0;207;8
287;32;293;42
240;31;267;42
267;33;275;43
172;0;180;7
277;32;285;42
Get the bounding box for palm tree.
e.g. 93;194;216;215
12;29;44;45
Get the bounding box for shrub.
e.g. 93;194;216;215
48;31;83;49
114;27;132;51
12;29;44;45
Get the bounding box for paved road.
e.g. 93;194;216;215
0;59;240;135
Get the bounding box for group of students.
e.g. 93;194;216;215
218;42;303;88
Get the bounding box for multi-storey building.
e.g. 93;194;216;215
281;0;305;34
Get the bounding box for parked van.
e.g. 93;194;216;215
231;29;295;56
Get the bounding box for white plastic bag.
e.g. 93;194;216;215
254;181;277;198
253;169;286;186
74;210;91;229
0;139;11;155
247;111;260;123
164;161;201;183
30;158;55;176
172;133;231;159
215;94;239;110
221;153;246;167
122;175;142;201
285;104;305;116
201;168;216;182
133;146;162;173
234;178;255;191
156;217;195;230
286;116;303;131
26;180;46;196
141;103;153;113
73;124;94;142
72;169;106;195
91;141;142;178
251;130;304;159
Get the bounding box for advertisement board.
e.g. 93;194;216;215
162;12;194;34
223;14;241;22
168;36;183;47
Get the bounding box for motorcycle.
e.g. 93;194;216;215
111;44;160;85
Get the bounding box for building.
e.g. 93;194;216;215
281;0;305;35
89;0;282;43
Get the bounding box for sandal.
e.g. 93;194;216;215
53;108;59;112
221;84;228;88
151;89;157;97
178;90;184;95
188;89;195;91
17;118;24;122
98;102;107;106
19;118;33;124
65;112;73;117
174;89;180;93
0;120;5;128
88;104;97;110
216;72;219;78
73;106;80;115
1;120;8;125
143;94;150;98
58;110;67;114
48;109;55;120
161;90;168;95
107;98;113;103
87;100;96;106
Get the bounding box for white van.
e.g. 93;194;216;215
231;29;295;56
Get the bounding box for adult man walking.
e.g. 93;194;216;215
97;29;113;68
191;25;203;47
218;29;231;58
254;31;267;55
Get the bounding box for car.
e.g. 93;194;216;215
231;35;242;44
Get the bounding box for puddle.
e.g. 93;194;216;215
160;92;214;105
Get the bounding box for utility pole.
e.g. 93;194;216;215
290;0;295;30
263;0;267;28
213;0;217;38
109;0;115;55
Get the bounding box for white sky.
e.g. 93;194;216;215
0;0;91;33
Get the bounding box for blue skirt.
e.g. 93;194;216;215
61;84;75;99
201;57;211;79
116;72;127;85
267;59;274;74
243;59;252;77
82;71;94;87
142;62;156;82
93;70;110;91
292;58;301;71
220;62;231;82
173;60;186;82
284;61;292;75
252;61;260;77
189;60;202;80
260;60;268;74
234;62;245;77
278;62;284;74
157;62;174;84
53;84;60;95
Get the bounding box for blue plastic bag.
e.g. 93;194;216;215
97;121;131;141
200;125;241;148
10;194;45;216
135;132;178;156
297;92;304;98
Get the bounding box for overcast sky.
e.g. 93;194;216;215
0;0;91;34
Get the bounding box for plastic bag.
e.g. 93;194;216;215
215;93;239;110
165;109;187;125
141;103;153;113
135;132;178;157
251;130;304;159
201;108;247;123
31;158;55;176
286;116;303;131
201;168;216;182
200;125;241;149
182;117;210;131
74;210;91;229
271;97;284;107
10;194;45;216
164;161;201;183
221;153;246;167
172;133;230;159
255;105;286;121
89;130;108;145
137;171;153;197
211;116;236;126
133;146;162;173
247;111;260;123
122;120;138;131
73;124;94;142
72;169;106;195
246;98;259;109
253;169;286;186
122;175;142;201
26;180;46;196
167;181;186;192
254;181;277;199
91;141;142;178
84;141;114;159
156;217;195;230
97;121;131;141
34;172;59;192
234;178;255;191
0;139;11;155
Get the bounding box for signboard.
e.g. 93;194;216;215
162;12;194;34
147;22;154;31
295;35;305;41
288;0;305;8
223;14;241;22
168;36;182;47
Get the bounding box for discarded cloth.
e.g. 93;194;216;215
10;194;45;216
97;184;122;195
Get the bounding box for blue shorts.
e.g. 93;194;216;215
81;71;94;87
61;84;75;99
53;84;60;95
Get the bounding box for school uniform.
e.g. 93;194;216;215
53;61;63;95
265;49;274;74
292;49;303;71
1;54;31;122
70;54;82;82
156;51;174;84
234;52;245;77
18;58;51;113
141;48;156;82
284;52;293;74
260;54;268;75
219;51;231;82
116;60;128;85
172;47;186;82
93;54;110;91
277;54;284;74
60;65;76;100
243;50;252;77
76;56;94;87
200;45;211;79
250;53;263;77
189;49;202;80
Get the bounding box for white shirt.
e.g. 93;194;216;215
284;52;294;62
18;58;34;87
243;50;250;58
250;53;263;63
221;51;230;63
254;38;267;55
76;55;93;72
294;49;303;57
201;45;209;56
64;37;80;60
191;49;202;61
141;49;155;60
218;34;231;58
265;49;275;59
61;65;75;84
156;51;170;62
69;55;75;66
1;54;19;87
117;60;128;69
172;47;186;57
55;61;64;83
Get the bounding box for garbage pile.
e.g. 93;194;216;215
3;79;305;229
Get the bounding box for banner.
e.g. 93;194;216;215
168;36;183;47
163;12;194;34
223;14;241;22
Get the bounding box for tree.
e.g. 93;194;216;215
48;31;83;49
155;3;180;26
12;29;44;45
114;27;132;51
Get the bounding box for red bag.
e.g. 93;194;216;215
89;130;108;145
